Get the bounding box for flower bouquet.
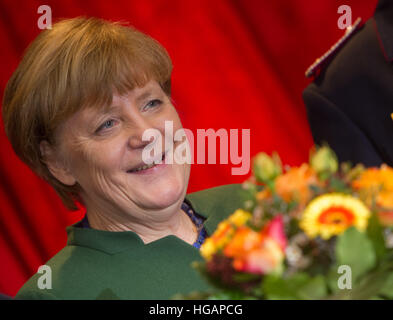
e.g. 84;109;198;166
194;147;393;299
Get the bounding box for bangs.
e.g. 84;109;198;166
77;25;173;111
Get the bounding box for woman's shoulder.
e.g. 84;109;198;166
186;183;252;233
186;183;251;211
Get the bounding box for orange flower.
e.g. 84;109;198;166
378;192;393;209
224;216;287;275
275;164;321;206
256;189;271;201
224;226;262;258
200;210;252;260
352;165;393;209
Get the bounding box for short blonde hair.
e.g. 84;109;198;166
2;17;173;210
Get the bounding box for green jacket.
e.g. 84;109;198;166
15;184;251;299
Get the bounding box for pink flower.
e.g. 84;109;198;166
262;215;287;250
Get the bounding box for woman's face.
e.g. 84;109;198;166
55;80;190;220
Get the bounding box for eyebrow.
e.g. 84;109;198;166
135;90;153;104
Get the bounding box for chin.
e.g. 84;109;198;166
146;183;185;209
135;173;188;210
129;162;190;209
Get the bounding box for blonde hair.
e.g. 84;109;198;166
2;17;173;210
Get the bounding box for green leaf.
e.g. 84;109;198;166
378;272;393;299
262;273;327;300
296;275;327;299
329;177;351;193
366;213;386;260
326;265;343;294
336;227;376;283
262;274;307;299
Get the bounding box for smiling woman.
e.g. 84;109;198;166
2;17;251;299
52;80;191;237
3;17;173;211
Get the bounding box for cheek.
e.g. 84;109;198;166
158;103;183;130
67;137;124;184
169;109;183;132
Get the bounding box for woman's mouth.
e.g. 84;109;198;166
127;152;167;174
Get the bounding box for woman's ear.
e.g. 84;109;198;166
39;140;77;186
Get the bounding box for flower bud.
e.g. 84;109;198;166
253;152;282;183
310;146;338;177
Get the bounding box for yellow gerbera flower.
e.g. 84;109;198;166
299;193;370;240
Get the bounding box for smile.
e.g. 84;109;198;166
127;152;167;174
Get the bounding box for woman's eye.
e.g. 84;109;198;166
143;99;162;110
96;119;117;133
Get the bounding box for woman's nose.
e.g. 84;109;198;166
128;134;152;149
126;118;160;150
128;134;154;149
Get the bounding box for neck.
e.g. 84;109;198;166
85;201;198;245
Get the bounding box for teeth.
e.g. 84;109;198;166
130;162;156;173
128;152;166;173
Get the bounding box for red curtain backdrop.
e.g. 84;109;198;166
0;0;377;296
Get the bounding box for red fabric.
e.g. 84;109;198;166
0;0;377;296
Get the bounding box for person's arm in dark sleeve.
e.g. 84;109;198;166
303;83;383;167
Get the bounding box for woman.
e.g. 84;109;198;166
3;17;250;299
